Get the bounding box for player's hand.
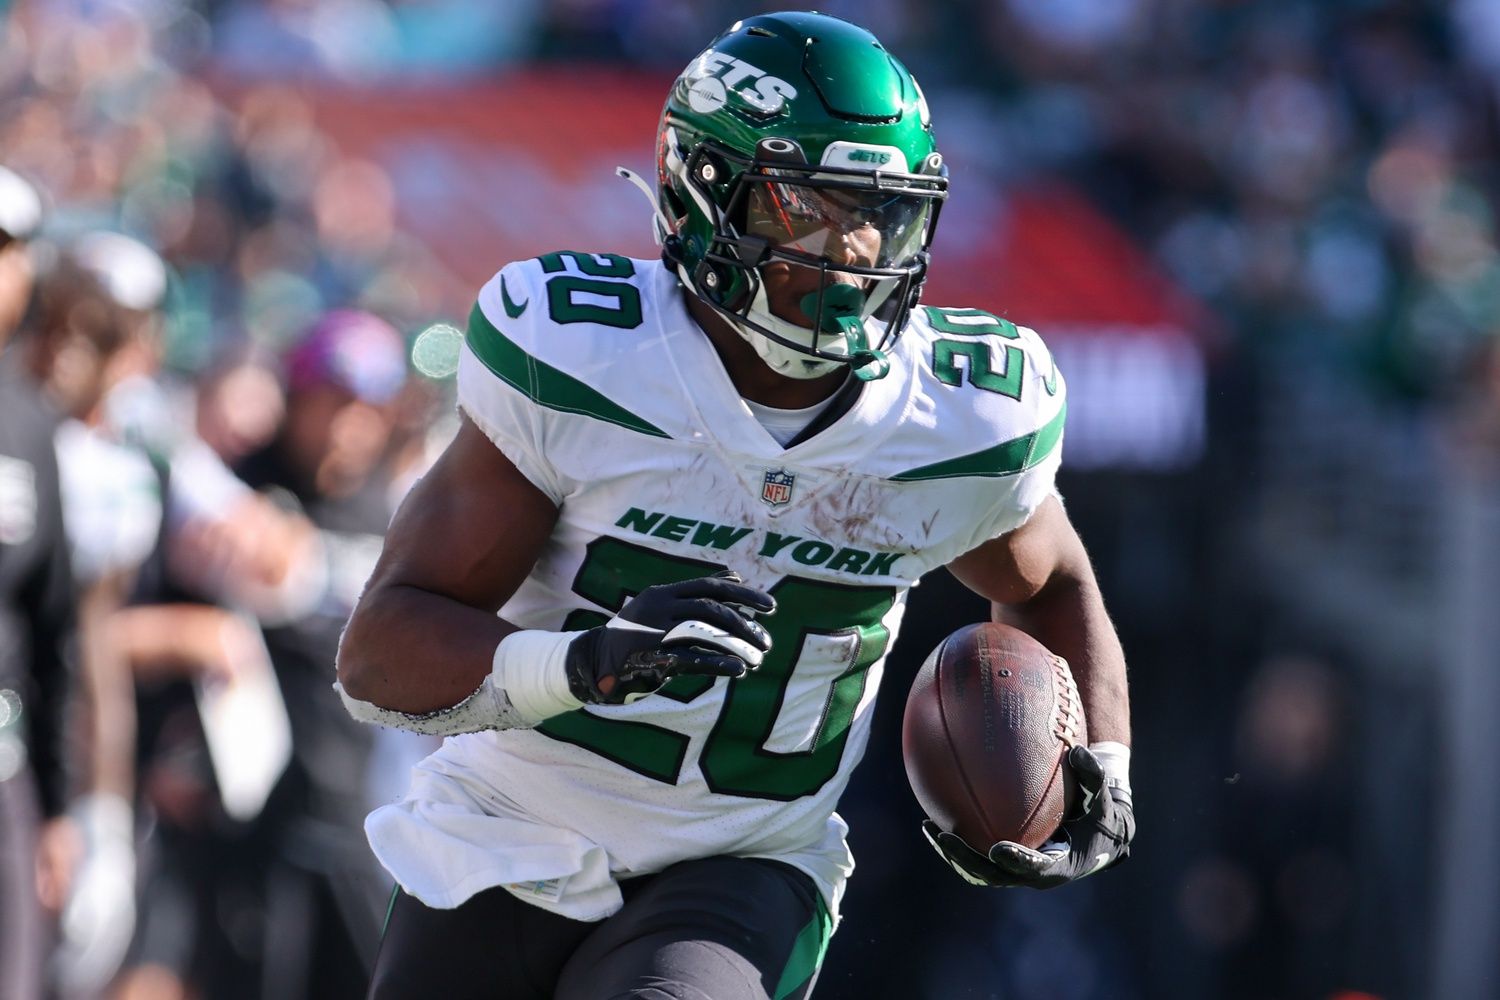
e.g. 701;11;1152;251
52;794;137;993
564;570;775;705
922;745;1134;888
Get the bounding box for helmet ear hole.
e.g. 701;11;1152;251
756;137;806;163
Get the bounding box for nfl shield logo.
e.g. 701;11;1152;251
761;468;795;507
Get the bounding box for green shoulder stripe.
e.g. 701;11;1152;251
466;302;670;438
892;403;1066;482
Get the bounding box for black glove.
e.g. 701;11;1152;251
563;570;775;705
922;745;1135;889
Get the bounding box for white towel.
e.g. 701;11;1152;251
365;756;623;921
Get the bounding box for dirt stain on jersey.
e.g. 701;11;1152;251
805;475;916;554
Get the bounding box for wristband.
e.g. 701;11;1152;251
490;629;585;722
336;629;587;735
1088;740;1132;804
70;792;133;851
57;792;137;993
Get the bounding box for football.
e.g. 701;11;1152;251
902;621;1086;851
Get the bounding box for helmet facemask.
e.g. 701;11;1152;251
667;135;947;381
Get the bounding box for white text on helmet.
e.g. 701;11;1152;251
683;50;798;115
819;142;911;174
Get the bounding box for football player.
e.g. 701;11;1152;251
338;12;1134;999
0;163;68;1000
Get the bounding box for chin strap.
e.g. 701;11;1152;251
801;286;890;381
616;166;673;247
850;351;891;381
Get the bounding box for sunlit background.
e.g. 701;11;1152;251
2;0;1498;998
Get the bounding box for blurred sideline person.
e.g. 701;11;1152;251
232;310;407;998
204;309;404;999
100;310;404;1000
21;230;178;997
156;347;325;633
0;165;75;1000
338;13;1135;1000
110;337;345;1000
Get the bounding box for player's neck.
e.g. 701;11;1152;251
683;292;848;409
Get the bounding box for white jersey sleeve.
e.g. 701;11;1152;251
892;306;1067;559
954;320;1065;552
455;259;569;504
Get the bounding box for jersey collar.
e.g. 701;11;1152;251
650;263;915;468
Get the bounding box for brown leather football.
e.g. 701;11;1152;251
902;621;1086;851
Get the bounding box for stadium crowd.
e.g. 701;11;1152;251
0;0;1496;998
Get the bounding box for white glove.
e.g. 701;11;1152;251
53;793;136;995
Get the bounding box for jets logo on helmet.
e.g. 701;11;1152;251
648;12;948;382
681;50;799;115
822;142;908;172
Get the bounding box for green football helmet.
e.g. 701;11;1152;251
652;11;947;381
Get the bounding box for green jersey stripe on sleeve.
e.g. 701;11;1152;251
466;302;671;439
890;402;1066;482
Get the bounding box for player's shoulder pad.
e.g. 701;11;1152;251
466;251;654;380
892;304;1066;479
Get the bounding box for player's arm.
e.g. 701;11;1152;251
936;495;1135;888
335;415;775;733
947;495;1129;747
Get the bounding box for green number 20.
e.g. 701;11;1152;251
539;251;643;329
926;306;1025;400
537;537;897;801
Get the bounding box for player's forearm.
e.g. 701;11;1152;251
337;582;524;715
993;574;1131;746
77;575;136;801
114;604;234;678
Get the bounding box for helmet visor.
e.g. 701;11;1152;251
743;177;934;271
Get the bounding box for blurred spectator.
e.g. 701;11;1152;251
1213;654;1356;999
0;162;73;1000
222;309;408;998
1449;333;1500;468
214;0;401;82
71;310;399;1000
383;0;543;74
254;308;406;496
104;312;405;1000
192;346;286;469
214;0;546;79
27;230;172;997
112;375;317;999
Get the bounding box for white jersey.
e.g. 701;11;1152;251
366;252;1065;922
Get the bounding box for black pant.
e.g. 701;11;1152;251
368;856;829;1000
0;769;45;1000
